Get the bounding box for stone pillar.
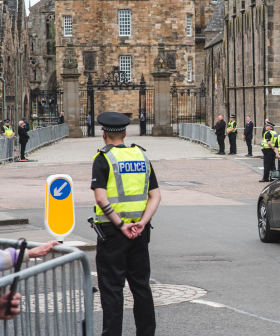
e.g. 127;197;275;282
60;43;82;138
152;43;173;137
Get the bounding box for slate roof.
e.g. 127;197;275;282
205;31;224;49
205;0;225;32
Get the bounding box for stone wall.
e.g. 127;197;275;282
0;0;30;126
28;0;56;91
55;0;197;121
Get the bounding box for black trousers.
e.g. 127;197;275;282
246;138;252;155
228;132;237;154
96;225;156;336
217;134;225;153
263;149;276;180
20;142;27;160
87;124;91;137
140;121;146;135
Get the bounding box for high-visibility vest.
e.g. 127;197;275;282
93;145;151;224
227;121;237;133
3;125;13;137
261;130;277;149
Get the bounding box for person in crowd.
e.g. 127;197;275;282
214;115;226;155
262;118;270;136
244;116;254;157
227;114;237;155
18;120;30;162
259;121;278;182
87;112;91;137
22;117;30;132
92;112;161;336
2;119;15;137
58;111;64;124
0;240;59;320
139;109;146;136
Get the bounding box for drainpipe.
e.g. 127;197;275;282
0;77;6;119
20;51;23;118
225;18;230;120
232;15;237;118
263;1;266;123
241;9;246;126
15;57;18;136
211;46;214;128
250;3;256;135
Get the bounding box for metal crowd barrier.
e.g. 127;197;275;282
24;123;69;156
179;124;280;151
0;239;94;336
0;138;14;162
0;124;69;164
179;123;217;151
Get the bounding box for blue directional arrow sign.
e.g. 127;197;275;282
50;178;71;201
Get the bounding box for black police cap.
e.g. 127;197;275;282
97;112;130;132
266;121;275;127
4;119;10;123
230;115;236;118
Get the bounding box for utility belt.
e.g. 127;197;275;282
262;148;274;154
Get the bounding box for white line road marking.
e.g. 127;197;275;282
191;299;225;308
258;167;264;169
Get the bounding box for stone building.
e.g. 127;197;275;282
55;0;217;121
204;0;226;128
205;0;280;142
28;0;56;91
0;0;30;127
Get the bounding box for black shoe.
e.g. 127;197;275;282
259;179;269;182
228;153;233;155
245;154;252;157
219;152;225;155
215;152;221;154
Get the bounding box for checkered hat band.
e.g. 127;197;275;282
102;126;126;132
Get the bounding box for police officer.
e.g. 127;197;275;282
259;121;278;182
2;119;15;137
91;112;161;336
227;114;237;155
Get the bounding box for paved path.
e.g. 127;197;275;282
1;129;279;335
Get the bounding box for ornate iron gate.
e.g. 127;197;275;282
30;87;63;127
170;80;206;135
79;67;153;137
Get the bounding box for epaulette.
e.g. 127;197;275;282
131;143;146;151
99;144;115;154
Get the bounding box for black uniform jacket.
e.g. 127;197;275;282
213;119;226;136
18;126;29;144
244;120;253;139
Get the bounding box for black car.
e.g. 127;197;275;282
258;171;280;242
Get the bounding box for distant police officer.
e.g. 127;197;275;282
227;114;237;155
2;119;15;138
260;121;278;182
91;112;161;336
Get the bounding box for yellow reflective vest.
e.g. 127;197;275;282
93;145;151;224
261;130;277;149
3;125;13;137
227;121;237;133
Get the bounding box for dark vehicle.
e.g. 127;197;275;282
258;171;280;243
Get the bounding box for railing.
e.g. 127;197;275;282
179;123;217;150
0;124;69;164
179;124;280;151
0;239;94;336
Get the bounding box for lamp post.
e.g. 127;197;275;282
87;74;94;137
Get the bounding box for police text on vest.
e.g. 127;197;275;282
118;161;146;174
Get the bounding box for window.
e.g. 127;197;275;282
188;59;192;82
120;56;131;82
187;15;192;36
64;16;72;36
119;10;131;36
